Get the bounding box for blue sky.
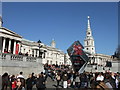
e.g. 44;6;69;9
2;2;118;55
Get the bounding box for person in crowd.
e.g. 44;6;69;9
90;73;96;88
2;72;11;90
67;71;72;88
109;72;117;88
26;74;35;90
17;72;24;79
96;72;104;81
56;72;61;87
62;73;68;88
16;78;22;90
74;72;80;88
45;68;54;81
117;73;120;89
17;72;25;89
25;52;28;56
80;73;88;88
19;52;23;55
36;73;46;90
11;75;17;90
70;71;76;88
104;72;113;89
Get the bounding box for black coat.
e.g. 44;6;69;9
26;78;34;88
36;77;46;89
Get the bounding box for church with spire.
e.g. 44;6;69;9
65;16;113;71
84;16;95;54
83;16;114;72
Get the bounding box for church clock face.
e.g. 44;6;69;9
87;32;90;35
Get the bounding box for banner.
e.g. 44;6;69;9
15;44;19;54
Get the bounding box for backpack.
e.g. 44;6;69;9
56;75;60;80
36;78;45;88
75;76;80;82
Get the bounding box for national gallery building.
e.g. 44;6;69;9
0;16;65;75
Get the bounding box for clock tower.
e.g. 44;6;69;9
84;16;95;54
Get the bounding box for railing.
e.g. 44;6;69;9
1;53;6;60
11;54;23;61
26;56;36;62
0;53;41;62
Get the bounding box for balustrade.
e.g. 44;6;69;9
0;53;39;62
1;53;6;60
26;56;36;62
11;54;23;61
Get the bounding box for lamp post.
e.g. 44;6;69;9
37;40;42;58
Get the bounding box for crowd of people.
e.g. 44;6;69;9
0;63;120;90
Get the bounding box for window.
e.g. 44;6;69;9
91;41;93;46
87;41;89;45
50;61;52;64
87;48;88;50
56;61;58;64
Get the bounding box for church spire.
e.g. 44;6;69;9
87;16;91;30
86;16;92;37
84;16;95;54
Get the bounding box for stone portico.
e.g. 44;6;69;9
0;27;22;54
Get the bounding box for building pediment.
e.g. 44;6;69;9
0;27;22;38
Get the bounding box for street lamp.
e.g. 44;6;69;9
37;40;42;58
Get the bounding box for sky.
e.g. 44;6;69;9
1;2;118;55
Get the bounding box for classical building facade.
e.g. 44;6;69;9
0;16;65;76
0;16;65;66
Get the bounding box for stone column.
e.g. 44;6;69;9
36;49;37;57
37;50;39;57
100;59;102;65
2;37;6;53
34;49;36;57
43;51;46;58
8;39;11;52
95;57;97;64
97;57;100;65
13;41;16;54
17;43;20;53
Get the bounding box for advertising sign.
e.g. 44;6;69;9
67;41;89;73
